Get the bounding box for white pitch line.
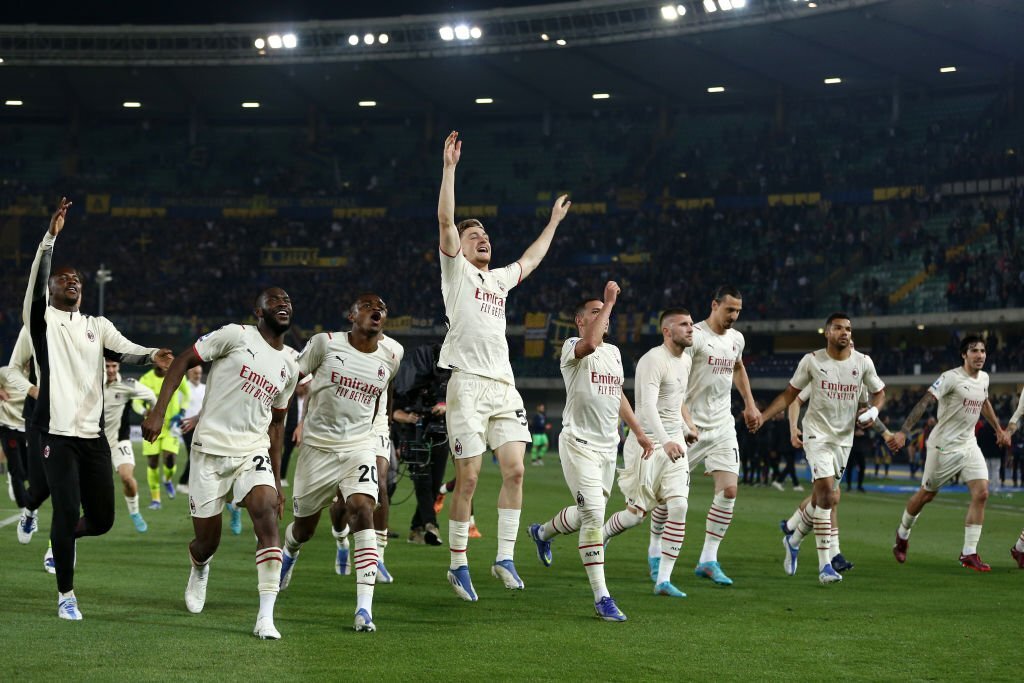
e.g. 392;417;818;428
857;492;1023;514
0;513;23;528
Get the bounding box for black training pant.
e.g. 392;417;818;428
776;450;800;487
410;441;450;530
1;426;29;508
23;427;50;510
39;433;115;593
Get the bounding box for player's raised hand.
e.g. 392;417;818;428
636;431;654;459
48;196;72;237
443;131;461;169
885;431;906;452
152;348;174;371
663;441;685;462
550;194;572;223
603;280;621;306
790;427;803;449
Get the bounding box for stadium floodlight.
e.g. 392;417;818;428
556;38;567;46
719;0;734;10
122;101;141;108
241;102;260;108
470;26;482;39
358;100;377;107
379;33;390;44
475;98;494;104
592;93;610;99
916;324;926;330
824;77;842;84
677;4;687;15
732;0;746;7
661;5;679;20
282;34;297;49
939;66;957;73
540;33;550;41
439;26;455;41
364;33;375;45
707;86;725;93
267;34;283;49
348;34;359;46
454;25;471;40
5;100;23;106
703;0;717;12
0;58;5;64
254;37;266;49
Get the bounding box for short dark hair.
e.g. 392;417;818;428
959;334;985;356
712;285;742;302
659;307;691;329
457;219;484;237
825;312;851;329
575;297;603;318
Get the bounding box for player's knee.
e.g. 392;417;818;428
974;487;989;505
346;494;375;527
456;473;479;495
720;485;738;499
501;462;525;487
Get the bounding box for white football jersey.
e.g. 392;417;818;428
437;248;521;385
191;325;299;456
1009;386;1024;428
789;349;884;449
685;322;745;431
372;334;405;439
926;367;988;451
560;338;623;451
298;331;400;451
634;344;691;447
103;376;156;448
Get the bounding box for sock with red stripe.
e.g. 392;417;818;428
578;525;608;599
790;504;816;548
602;508;643;541
786;503;810;537
814;506;833;571
830;526;841;560
496;508;520;562
353;529;378;616
255;547;282;620
656;497;687;584
375;529;388;564
449;520;469;569
699;492;734;564
283;523;302;555
540;505;580;541
648;504;668;560
1016;529;1024;553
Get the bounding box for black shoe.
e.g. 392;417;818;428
424;523;444;546
831;553;854;573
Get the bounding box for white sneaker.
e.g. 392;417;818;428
185;563;210;613
280;479;289;488
6;474;13;502
58;593;83;621
44;546;56;574
793;485;804;491
253;615;281;640
17;509;37;544
771;481;785;492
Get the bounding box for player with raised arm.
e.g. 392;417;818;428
759;313;885;585
527;283;653;621
886;335;1006;571
142;288;298;639
278;294;400;632
103;359;156;532
25;197;173;619
437;130;571;600
602;309;695;598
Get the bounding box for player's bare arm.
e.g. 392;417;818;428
576;281;619;359
142;346;202;442
619;394;654;459
733;358;761;432
516;194;571;281
267;407;288;519
48;196;72;237
759;385;802;428
788;397;804;448
888;392;935;451
438;131;461;256
680;403;699;445
980;399;1007;446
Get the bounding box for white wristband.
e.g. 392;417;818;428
857;406;879;425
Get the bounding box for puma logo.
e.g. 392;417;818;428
245;348;256;359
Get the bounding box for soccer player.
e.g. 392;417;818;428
437;130;571;600
26;197;173;619
279;293;400;632
759;313;884;585
0;327;37;521
885;335;1006;571
143;288;298;639
529;404;550;466
179;365;206;492
528;283;652;620
135;364;190;508
602;308;695;597
667;285;760;587
1005;387;1024;568
103;359;156;532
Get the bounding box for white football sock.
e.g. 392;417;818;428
830;526;841;560
353;529;378;615
648;505;668;559
255;547;282;620
699;492;734;564
449;520;469;569
602;509;644;541
813;506;832;571
962;524;982;556
790;504;815;548
541;506;580;541
375;529;388;564
1016;529;1024;553
657;497;687;585
125;494;139;515
578;525;608;600
496;508;520;562
283;523;303;555
897;510;918;540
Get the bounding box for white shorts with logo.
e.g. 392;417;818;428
110;440;135;470
445;371;530;459
188;448;276;518
374;433;391;461
804;440;849;489
617;433;690;514
558;432;615;510
687;423;740;475
292;440;378;518
922;441;987;492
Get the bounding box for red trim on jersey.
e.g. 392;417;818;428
192;344;205;362
272;407;289;414
439;245;461;258
327;332;333;340
514;260;523;284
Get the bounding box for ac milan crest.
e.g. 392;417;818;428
851;368;859;378
43;445;50;459
454;438;462;456
86;330;95;342
377;365;385;380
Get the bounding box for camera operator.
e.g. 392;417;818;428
393;343;450;546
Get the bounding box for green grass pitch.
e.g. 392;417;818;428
2;451;1021;681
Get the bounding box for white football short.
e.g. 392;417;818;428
445;371;530;459
558;432;615;510
373;432;390;461
921;441;987;492
687;423;740;475
187;448;276;518
110;439;136;470
804;440;849;488
291;440;378;518
617;433;690;514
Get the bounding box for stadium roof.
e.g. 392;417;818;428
1;0;1020;119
